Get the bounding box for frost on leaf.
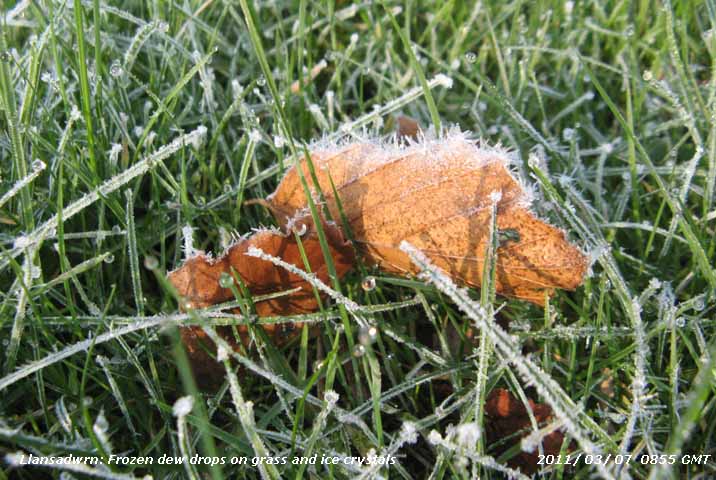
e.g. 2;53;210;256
167;212;354;378
267;132;587;305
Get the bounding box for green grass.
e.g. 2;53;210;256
1;0;715;479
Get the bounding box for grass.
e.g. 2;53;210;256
1;0;715;478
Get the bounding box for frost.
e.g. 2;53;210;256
455;422;481;447
173;395;194;417
249;129;262;143
434;73;453;88
427;430;442;445
216;344;229;362
108;143;122;166
400;421;419;444
182;225;195;259
324;390;339;405
273;134;286;148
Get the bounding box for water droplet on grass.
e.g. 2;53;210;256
464;51;477;63
353;344;366;357
292;223;307;236
358;325;379;345
361;276;376;291
104;254;115;264
219;272;234;288
143;255;159;270
110;61;123;77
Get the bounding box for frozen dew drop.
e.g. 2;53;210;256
109;61;123;77
361;275;376;291
643;70;653;81
675;317;686;328
158;20;169;33
257;75;266;86
0;51;12;62
358;325;379;346
143;255;159;270
292;222;307;236
464;51;477;64
219;272;234;288
352;344;366;357
172;395;194;417
32;159;46;171
694;298;705;311
112;225;122;234
104;254;115;264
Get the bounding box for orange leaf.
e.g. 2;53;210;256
268;132;587;305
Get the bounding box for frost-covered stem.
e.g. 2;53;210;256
96;356;137;437
296;391;339;476
0;161;45;210
4;246;36;373
245;246;369;328
92;411;113;455
335;74;452;138
643;74;704;256
201;326;379;444
537;163;650;460
428;434;530;480
0;314;188;392
356;420;419;479
125;190;144;315
173;396;200;480
4;451;143;479
42;253;111;290
181;224;195;259
401;242;618;480
649;343;716;480
123;20;159;72
220;354;280;480
0;126;208;272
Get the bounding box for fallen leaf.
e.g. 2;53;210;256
168;211;354;375
267;131;587;305
485;388;567;475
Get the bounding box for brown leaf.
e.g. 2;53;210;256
167;212;354;376
395;115;422;141
267;133;587;305
485;388;567;475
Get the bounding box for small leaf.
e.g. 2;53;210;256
167;212;354;375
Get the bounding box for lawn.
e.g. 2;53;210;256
1;0;715;478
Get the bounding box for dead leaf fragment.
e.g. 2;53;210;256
168;212;354;374
267;132;587;305
485;388;567;475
